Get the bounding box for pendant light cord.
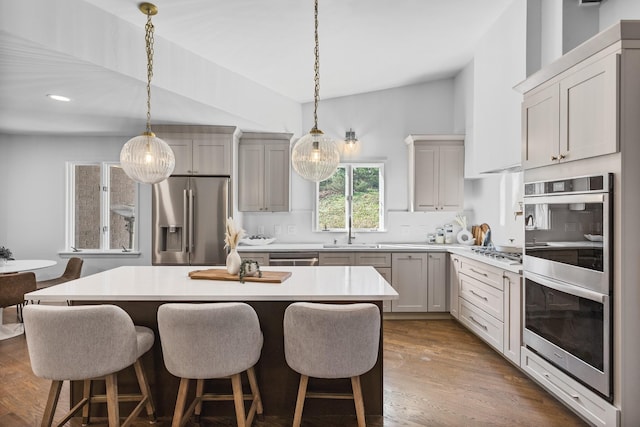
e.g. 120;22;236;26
144;12;155;135
312;0;320;132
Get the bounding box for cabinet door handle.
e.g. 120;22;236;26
559;153;567;160
469;267;488;277
470;290;488;301
551;155;558;161
468;315;488;330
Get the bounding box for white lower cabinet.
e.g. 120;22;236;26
453;254;522;365
459;298;504;352
391;253;428;312
391;252;447;313
449;254;461;319
521;347;619;427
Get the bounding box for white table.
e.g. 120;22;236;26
1;259;56;340
26;265;397;418
0;259;56;275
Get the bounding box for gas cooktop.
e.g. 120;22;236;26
470;246;523;265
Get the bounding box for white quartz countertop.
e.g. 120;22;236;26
25;265;399;302
237;243;523;274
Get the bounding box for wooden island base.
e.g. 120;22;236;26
71;300;384;418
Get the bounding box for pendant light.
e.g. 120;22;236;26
120;2;175;184
291;0;340;182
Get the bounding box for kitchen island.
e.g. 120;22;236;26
26;265;397;420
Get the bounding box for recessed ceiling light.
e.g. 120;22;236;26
47;94;71;102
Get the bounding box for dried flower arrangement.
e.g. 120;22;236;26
224;217;245;250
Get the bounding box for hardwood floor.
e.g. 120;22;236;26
0;308;586;426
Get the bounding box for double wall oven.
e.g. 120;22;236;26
523;174;613;400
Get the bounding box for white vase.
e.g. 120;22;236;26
0;258;7;266
226;249;241;275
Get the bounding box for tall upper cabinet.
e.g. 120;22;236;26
153;125;235;175
405;135;464;212
238;132;292;212
516;29;620;169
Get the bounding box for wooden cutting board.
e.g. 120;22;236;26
188;268;291;283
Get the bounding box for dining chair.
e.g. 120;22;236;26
283;302;381;427
0;272;36;340
36;257;83;288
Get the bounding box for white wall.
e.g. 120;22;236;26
0;134;153;279
599;0;640;29
241;79;481;244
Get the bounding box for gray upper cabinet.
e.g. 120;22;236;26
154;125;235;176
405;135;464;212
238;132;292;212
519;44;620;170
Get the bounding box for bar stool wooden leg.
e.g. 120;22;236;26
41;380;62;427
247;366;263;417
81;379;92;425
104;373;120;427
292;375;309;427
193;378;205;424
231;373;246;427
351;375;366;427
133;359;156;422
172;377;190;427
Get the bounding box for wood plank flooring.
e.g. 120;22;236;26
0;307;586;426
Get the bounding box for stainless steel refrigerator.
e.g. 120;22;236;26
152;176;230;265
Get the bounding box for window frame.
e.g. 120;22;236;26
65;161;140;253
315;162;385;232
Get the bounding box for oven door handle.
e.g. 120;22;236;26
525;271;607;303
523;193;605;205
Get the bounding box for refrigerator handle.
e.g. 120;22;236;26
183;189;189;253
189;189;195;252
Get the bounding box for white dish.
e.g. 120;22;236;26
240;237;276;246
584;234;603;242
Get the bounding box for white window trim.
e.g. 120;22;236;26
315;162;385;232
65;161;140;254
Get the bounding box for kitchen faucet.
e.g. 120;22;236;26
347;215;355;244
347;195;355;244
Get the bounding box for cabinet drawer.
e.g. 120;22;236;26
459;299;503;353
459;258;503;290
355;253;391;267
319;252;355;266
459;273;504;321
521;348;618;427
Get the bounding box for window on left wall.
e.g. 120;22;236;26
66;162;138;252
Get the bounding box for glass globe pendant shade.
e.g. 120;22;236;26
120;132;175;184
292;129;340;182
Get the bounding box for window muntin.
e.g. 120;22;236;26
316;163;384;232
67;162;138;252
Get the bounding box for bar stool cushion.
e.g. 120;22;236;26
158;302;263;379
284;302;380;379
24;304;147;381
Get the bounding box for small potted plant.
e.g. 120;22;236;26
239;260;262;283
0;246;13;265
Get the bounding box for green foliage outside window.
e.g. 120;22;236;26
317;164;384;231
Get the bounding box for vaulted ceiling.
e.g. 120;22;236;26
0;0;513;136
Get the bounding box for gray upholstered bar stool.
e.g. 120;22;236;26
157;302;264;427
22;304;156;427
283;302;381;427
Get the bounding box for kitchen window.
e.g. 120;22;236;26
315;163;385;232
65;162;138;252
